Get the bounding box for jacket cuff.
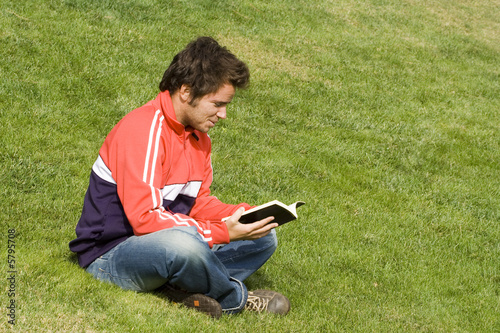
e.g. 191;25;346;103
209;221;230;245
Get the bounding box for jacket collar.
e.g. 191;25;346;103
153;90;195;136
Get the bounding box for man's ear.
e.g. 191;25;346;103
178;84;191;103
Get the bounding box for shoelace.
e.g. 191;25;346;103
245;294;269;312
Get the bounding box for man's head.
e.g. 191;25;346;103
159;37;250;105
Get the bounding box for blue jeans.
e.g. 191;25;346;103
86;226;277;313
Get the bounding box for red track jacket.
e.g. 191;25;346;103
70;91;251;267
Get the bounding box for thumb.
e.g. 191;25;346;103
231;207;246;221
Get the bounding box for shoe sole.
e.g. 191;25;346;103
178;293;222;319
155;285;222;319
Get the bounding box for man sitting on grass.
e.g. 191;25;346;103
69;36;290;318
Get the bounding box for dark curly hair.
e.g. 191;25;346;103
159;37;250;104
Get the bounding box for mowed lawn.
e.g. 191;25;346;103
1;0;499;331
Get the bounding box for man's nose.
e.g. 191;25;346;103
217;107;227;119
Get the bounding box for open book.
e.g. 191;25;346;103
230;200;305;226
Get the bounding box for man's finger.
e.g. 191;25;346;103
247;216;275;229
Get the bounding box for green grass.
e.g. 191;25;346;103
1;0;499;331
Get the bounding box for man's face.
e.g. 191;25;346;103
182;84;235;133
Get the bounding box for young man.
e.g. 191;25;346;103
69;37;290;318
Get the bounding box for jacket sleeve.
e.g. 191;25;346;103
102;109;222;247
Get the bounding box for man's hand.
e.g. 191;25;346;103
225;207;278;241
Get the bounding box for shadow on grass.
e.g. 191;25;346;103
65;251;79;265
243;270;276;291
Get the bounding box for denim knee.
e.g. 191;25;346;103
254;229;278;257
265;229;278;251
155;227;209;255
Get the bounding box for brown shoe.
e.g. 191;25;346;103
155;284;222;319
245;290;290;315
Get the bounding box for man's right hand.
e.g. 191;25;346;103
225;207;278;241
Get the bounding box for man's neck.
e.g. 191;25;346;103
170;91;188;127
